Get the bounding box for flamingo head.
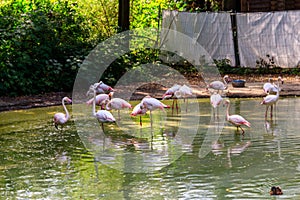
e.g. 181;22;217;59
108;92;114;99
224;75;232;83
223;99;230;106
278;76;284;85
63;97;72;103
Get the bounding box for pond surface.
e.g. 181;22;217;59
1;97;300;199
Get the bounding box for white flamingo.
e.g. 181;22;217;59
105;97;132;120
86;81;114;96
92;88;116;131
263;76;283;94
261;83;280;118
224;100;251;135
210;92;223;118
86;93;110;109
174;84;193;112
53;97;72;129
141;96;170;127
162;84;181;114
207;75;231;93
130;102;148;126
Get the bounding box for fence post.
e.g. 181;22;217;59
230;13;240;67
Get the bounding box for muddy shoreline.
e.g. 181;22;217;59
1;74;299;112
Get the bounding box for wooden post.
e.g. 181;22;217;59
118;0;130;32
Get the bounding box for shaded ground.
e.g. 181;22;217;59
1;74;300;112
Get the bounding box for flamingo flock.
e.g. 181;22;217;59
53;75;285;136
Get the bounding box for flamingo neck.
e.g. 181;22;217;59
275;82;280;97
105;101;112;111
62;98;70;120
223;76;228;85
92;89;97;116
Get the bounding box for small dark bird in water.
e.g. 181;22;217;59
269;186;283;195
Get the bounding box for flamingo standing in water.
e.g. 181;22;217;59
207;75;231;93
92;88;116;131
86;81;114;96
141;96;170;127
210;92;223;118
130;102;148;126
162;84;181;114
224;100;251;135
86;93;110;109
53;97;72;129
105;96;132;120
174;84;193;112
261;83;280;119
263;76;284;94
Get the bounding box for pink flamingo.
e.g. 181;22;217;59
263;76;283;94
86;81;114;96
130;102;148;126
162;84;181;114
174;84;193;112
261;84;280;118
105;96;132;120
86;93;110;109
224;100;251;135
207;75;231;93
53;97;72;129
141;96;170;127
210;92;223;118
92;88;116;131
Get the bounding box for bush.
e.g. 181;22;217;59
0;0;93;96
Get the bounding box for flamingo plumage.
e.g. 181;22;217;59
92;87;115;131
105;97;132;120
86;81;114;96
130;102;148;126
207;75;231;93
224;99;251;135
141;96;170;127
210;92;223;108
163;84;181;114
261;86;280;119
86;93;110;109
263;76;283;94
174;84;193;112
53;97;72;129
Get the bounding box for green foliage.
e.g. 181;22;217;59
0;0;220;97
0;0;93;96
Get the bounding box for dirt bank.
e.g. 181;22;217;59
1;74;299;112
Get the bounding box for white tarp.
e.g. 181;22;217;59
237;11;300;68
161;10;236;66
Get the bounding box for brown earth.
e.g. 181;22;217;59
1;74;300;112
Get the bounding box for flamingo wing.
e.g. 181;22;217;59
228;114;251;127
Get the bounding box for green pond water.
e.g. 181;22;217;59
1;97;300;199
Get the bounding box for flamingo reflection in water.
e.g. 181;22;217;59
264;119;284;160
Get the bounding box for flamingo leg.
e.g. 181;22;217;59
270;105;273;118
240;126;245;136
150;110;153;128
101;122;104;132
186;98;188;112
118;110;121;121
139;115;142;127
175;99;178;114
172;100;175;115
265;106;269;119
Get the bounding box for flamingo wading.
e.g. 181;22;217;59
224;99;251;135
53;97;72;129
92;87;116;131
261;82;280;118
141;96;170;127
